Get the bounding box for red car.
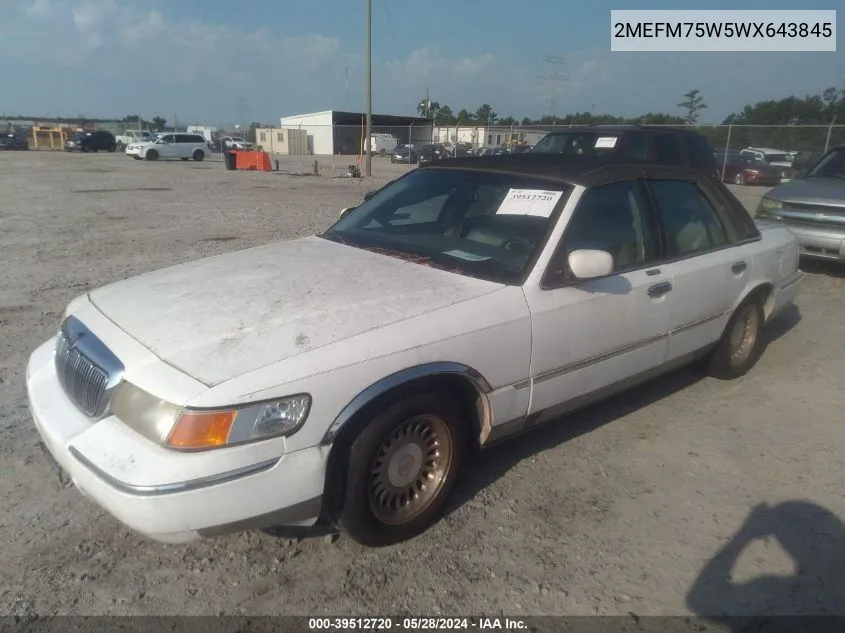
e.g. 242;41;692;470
715;153;781;186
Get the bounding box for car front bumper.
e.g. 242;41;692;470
26;339;327;543
124;146;145;157
782;225;845;262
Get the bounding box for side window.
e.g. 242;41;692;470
649;180;727;257
559;180;655;273
685;134;716;167
174;134;188;144
160;134;174;143
619;132;650;161
191;135;205;143
654;133;682;164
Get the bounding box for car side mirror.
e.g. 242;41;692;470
568;249;614;280
363;191;377;201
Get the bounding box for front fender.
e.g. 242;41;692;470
321;362;492;444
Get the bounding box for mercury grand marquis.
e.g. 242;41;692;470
27;155;803;546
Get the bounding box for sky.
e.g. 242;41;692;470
0;0;842;127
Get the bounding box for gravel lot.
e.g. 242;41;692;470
2;151;844;617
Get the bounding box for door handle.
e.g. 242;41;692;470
647;281;673;298
732;261;747;274
645;268;662;276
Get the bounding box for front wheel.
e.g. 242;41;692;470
146;149;159;161
705;296;765;379
734;172;745;186
333;392;467;547
107;143;117;152
193;150;205;161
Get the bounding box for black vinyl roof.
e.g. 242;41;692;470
418;154;705;187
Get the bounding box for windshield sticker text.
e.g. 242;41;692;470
594;136;618;149
496;189;565;218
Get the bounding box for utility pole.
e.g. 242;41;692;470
364;0;372;177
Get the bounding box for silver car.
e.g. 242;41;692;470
755;145;845;262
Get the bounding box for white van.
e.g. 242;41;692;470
126;133;208;161
369;133;398;156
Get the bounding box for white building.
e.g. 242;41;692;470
280;110;433;155
433;125;553;148
186;125;218;142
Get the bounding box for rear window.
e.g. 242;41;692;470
764;153;789;163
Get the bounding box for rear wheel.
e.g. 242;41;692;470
193;149;205;162
734;172;745;186
333;391;467;546
705;295;765;379
146;149;159;161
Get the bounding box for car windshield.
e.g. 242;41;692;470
530;132;618;155
321;168;572;285
806;148;845;180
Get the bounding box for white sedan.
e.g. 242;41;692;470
27;157;802;546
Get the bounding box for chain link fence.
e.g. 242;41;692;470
233;123;844;177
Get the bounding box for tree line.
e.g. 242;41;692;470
419;83;845;151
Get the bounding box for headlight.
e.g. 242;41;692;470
112;382;183;443
112;384;311;450
165;394;311;450
756;196;783;217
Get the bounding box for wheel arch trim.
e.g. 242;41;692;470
321;362;492;445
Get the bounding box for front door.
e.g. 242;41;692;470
156;134;178;158
523;179;671;424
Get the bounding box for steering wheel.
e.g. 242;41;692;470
502;237;534;256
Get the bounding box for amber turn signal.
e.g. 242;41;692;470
166;410;237;449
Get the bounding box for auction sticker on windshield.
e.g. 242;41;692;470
496;189;565;218
595;136;618;148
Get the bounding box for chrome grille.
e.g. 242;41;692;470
53;316;124;419
55;330;109;417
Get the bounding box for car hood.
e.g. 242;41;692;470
87;235;503;386
768;177;845;209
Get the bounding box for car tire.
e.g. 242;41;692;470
334;391;468;547
107;143;117;152
193;150;205;162
146;149;159;161
705;295;765;380
379;149;386;157
734;172;745;186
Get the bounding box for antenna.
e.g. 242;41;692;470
537;55;568;120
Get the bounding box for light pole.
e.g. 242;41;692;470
364;0;372;177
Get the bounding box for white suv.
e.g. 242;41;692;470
126;133;208;162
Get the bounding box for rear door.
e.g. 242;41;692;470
646;177;749;361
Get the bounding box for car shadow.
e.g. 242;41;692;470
799;258;845;279
687;501;845;624
445;304;801;519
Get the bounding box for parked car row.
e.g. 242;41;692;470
0;131;30;150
